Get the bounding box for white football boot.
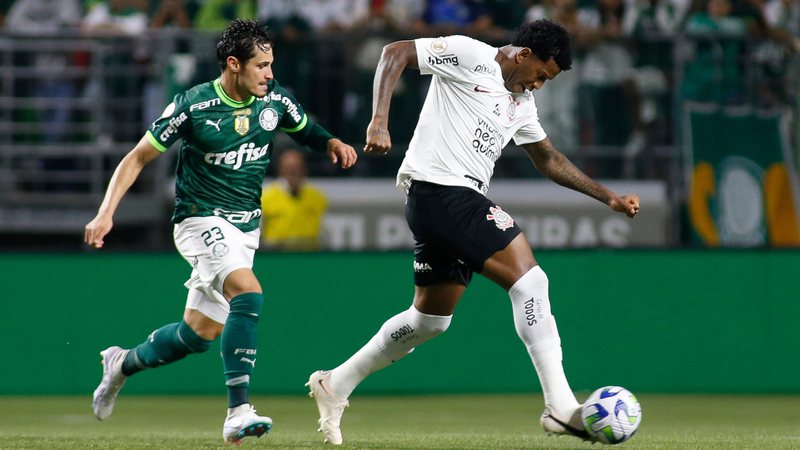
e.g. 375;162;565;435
222;403;272;444
306;370;349;445
92;346;129;420
540;406;596;442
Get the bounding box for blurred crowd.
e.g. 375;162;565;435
1;0;799;180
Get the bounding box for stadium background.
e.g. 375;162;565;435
1;0;799;401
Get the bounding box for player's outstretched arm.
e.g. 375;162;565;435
84;136;162;248
523;138;640;218
364;40;418;155
326;138;357;169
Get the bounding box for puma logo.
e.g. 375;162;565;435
240;357;256;367
205;118;221;131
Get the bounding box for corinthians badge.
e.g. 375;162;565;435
486;206;514;231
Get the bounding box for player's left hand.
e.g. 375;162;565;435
326;139;357;169
610;194;640;218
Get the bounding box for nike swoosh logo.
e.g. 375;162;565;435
317;379;334;396
548;413;591;439
474;85;490;93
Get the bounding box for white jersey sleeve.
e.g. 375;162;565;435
397;35;547;195
416;35;485;80
512;108;547;146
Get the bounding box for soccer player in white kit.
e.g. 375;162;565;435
307;20;640;445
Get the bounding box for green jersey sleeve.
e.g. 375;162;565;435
271;86;336;153
145;93;193;152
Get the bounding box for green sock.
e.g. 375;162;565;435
121;321;213;376
221;292;264;408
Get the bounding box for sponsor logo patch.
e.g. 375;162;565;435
413;260;433;272
159;112;188;141
204;142;269;170
190;98;221;111
268;92;302;123
427;54;459;66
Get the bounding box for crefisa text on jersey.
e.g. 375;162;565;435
264;92;302;123
160;112;188;141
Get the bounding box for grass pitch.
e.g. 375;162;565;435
1;393;798;449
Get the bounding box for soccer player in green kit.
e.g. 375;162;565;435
84;19;357;444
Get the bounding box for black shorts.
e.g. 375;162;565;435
405;180;522;286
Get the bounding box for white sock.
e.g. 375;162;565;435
509;265;580;419
329;305;452;398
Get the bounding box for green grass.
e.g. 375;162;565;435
1;394;798;449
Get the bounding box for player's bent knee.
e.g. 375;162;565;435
413;306;452;338
179;321;215;353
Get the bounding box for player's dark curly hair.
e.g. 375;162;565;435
216;19;274;71
511;19;572;71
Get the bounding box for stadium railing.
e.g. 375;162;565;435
0;29;796;250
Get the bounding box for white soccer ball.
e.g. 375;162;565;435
581;386;642;444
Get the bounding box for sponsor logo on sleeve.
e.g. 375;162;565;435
427;54;459;67
159;112;188;141
268;92;302;124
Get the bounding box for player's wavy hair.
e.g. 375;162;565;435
511;19;572;72
216;19;274;71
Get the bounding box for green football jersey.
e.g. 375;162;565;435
146;78;316;232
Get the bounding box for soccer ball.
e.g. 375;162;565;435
581;386;642;444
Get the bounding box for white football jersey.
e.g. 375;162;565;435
396;35;547;195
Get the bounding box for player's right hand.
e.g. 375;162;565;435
364;119;391;155
85;215;113;249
